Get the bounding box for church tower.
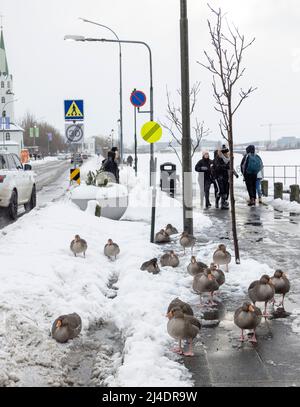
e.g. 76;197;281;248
0;24;23;153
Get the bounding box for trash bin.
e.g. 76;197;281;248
160;162;176;197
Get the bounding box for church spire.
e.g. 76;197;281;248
0;24;9;76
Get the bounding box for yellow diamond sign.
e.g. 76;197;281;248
141;121;162;144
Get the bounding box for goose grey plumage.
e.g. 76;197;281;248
167;306;201;356
167;298;194;316
51;313;82;343
104;239;120;259
213;244;231;272
160;250;180;267
155;229;171;243
180;231;196;254
165;224;179;236
192;268;219;304
70;235;87;258
187;256;207;276
140;258;160;274
248;274;275;316
210;263;225;286
271;269;290;308
234;302;262;343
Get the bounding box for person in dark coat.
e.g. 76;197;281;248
195;151;213;209
240;145;263;206
102;150;119;183
212;146;230;209
127;155;133;167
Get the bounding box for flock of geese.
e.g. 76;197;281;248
52;228;290;358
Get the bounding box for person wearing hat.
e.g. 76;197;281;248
212;145;230;209
195;151;213;209
241;145;263;206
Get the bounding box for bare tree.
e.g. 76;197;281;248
198;5;257;264
161;82;210;165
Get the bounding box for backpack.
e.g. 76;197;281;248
246;154;262;174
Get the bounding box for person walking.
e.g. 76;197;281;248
241;145;263;206
102;150;120;183
127;155;133;167
212;146;230;209
195;151;213;209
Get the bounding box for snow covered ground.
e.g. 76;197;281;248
0;150;299;387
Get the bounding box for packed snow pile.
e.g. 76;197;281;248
269;198;300;213
71;183;128;200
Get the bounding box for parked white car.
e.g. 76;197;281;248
0;151;36;220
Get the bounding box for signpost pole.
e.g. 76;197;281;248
134;106;137;176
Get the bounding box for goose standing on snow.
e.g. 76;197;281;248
167;298;194;316
104;239;120;260
187;256;207;276
155;229;171;244
234;302;262;343
248;275;275;316
210;263;225;287
167;306;201;356
213;244;231;272
70;235;87;258
180;231;196;254
192;268;219;305
52;313;82;343
160;250;180;267
140;258;160;274
271;270;290;308
165;224;178;236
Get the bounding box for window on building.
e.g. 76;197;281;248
5;133;10;141
1;97;5;104
1;81;4;88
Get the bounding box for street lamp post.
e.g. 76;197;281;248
64;35;156;242
79;18;124;165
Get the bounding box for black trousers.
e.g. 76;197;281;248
204;179;212;206
245;173;257;200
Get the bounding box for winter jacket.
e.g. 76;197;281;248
241;153;263;176
102;157;119;183
195;158;213;182
212;154;229;180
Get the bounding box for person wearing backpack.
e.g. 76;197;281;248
241;145;263;206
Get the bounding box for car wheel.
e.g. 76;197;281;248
24;185;36;212
7;190;18;220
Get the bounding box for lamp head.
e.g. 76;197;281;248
64;35;86;42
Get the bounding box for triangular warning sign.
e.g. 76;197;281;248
66;101;83;118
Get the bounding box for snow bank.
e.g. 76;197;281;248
268;198;300;213
71;183;128;200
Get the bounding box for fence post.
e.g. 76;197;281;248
290;184;300;203
274;182;283;200
261;180;268;197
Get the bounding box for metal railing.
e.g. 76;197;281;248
263;165;300;186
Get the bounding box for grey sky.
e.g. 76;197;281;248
2;0;300;146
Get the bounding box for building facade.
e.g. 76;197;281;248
0;27;24;154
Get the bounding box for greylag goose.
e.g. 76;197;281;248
271;270;290;308
187;256;207;276
210;263;225;286
70;235;87;258
167;298;194;316
160;250;180;267
234;302;262;343
192;268;219;305
140;258;160;274
155;229;171;244
180;231;196;254
248;275;275;316
213;244;231;272
104;239;120;260
52;313;82;343
167;306;201;356
165;224;179;236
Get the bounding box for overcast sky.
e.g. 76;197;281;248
2;0;300;146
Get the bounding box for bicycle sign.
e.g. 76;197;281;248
65;123;84;143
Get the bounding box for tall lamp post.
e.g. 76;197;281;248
79;18;124;165
1;99;18;148
64;35;156;243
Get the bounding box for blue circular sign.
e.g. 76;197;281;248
130;90;146;107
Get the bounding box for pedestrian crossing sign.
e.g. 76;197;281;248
64;100;84;121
